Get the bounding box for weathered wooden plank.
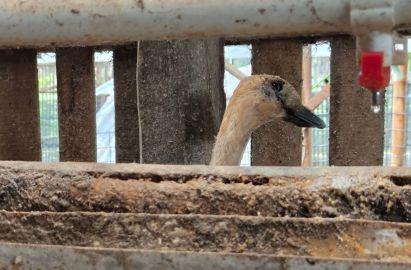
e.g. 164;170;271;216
251;39;304;166
329;36;385;166
137;39;225;164
0;50;41;161
56;47;96;162
113;45;140;163
302;45;312;166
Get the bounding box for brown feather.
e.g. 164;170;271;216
210;74;302;166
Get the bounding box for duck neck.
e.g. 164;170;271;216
210;102;262;166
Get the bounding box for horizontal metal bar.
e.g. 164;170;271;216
2;0;411;48
0;0;354;47
1;0;410;48
0;242;410;270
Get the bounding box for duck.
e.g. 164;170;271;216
210;74;326;166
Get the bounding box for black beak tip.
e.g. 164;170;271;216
283;107;327;129
316;119;327;129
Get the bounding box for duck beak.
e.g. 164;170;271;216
283;106;326;129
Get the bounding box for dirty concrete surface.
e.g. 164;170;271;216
0;161;410;266
0;211;410;261
0;163;409;221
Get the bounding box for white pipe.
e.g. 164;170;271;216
0;0;352;47
0;0;409;48
394;0;411;34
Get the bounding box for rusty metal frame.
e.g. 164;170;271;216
0;0;410;48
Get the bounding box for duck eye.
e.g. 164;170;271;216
272;80;284;92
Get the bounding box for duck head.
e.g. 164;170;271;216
236;74;326;129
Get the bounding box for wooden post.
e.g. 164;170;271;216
225;61;247;80
113;45;140;163
251;39;303;166
306;85;330;111
0;50;41;161
391;65;408;167
137;39;225;164
329;36;385;166
302;45;312;167
56;47;96;162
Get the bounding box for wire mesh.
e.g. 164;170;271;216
37;53;115;163
36;47;409;166
311;56;330;166
38;59;59;162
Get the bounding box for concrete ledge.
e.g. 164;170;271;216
0;211;410;261
0;162;409;221
2;161;411;179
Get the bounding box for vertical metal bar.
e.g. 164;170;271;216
0;50;41;161
56;47;96;162
113;45;140;163
138;39;225;164
251;39;304;166
329;36;385;165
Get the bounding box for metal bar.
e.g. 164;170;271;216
137;39;225;164
0;50;41;161
394;0;411;35
329;36;385;166
0;0;352;47
113;45;140;163
57;47;96;162
0;242;410;270
251;39;304;166
0;0;410;48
